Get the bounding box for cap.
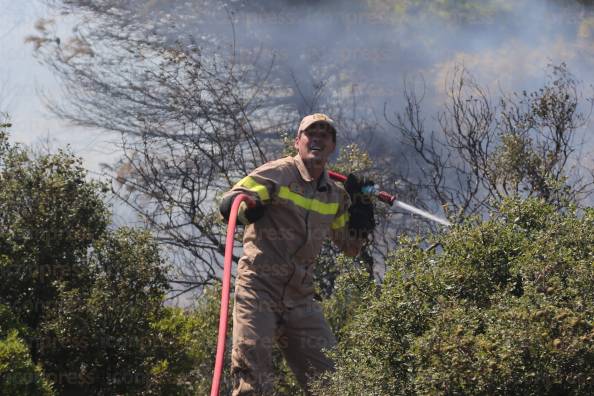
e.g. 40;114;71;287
298;113;337;135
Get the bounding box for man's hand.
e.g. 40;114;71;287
236;200;266;225
344;173;375;237
220;194;266;225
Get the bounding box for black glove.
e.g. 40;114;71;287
219;193;266;225
344;173;375;237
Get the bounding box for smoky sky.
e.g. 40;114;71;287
67;0;591;163
108;0;594;104
54;0;594;171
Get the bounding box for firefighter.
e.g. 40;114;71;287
220;113;375;395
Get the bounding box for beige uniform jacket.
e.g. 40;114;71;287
223;155;360;307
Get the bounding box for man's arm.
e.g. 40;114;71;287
219;164;282;225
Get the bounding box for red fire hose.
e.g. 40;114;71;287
327;170;396;205
210;193;256;396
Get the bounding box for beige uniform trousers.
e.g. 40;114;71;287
231;284;335;395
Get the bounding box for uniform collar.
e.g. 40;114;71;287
293;154;330;190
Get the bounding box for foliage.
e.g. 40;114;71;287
313;198;594;395
311;141;376;294
0;303;54;395
38;228;169;395
0;143;109;332
0;330;54;396
320;255;377;341
0;127;205;395
367;0;515;25
149;285;230;395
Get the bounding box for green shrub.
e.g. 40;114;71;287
314;198;594;395
148;284;303;395
148;285;229;395
0;330;54;395
0;144;108;332
38;228;170;395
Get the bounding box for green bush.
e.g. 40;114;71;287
38;228;170;395
314;198;594;395
321;254;377;341
0;301;53;395
0;128;202;394
148;284;303;395
149;285;228;395
0;330;54;395
0;142;108;331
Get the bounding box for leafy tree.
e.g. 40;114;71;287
0;129;108;357
0;123;201;395
313;198;594;395
38;228;170;395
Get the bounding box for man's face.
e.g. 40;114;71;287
294;122;336;166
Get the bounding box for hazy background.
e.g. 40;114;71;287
3;0;594;171
0;0;119;173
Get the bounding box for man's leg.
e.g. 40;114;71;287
279;300;337;394
231;285;279;396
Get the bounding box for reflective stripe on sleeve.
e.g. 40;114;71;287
331;212;349;230
234;176;270;201
278;186;339;215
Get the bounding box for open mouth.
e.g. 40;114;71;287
310;145;323;152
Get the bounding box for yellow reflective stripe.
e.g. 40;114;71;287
331;212;349;230
278;186;339;215
234;176;270;201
